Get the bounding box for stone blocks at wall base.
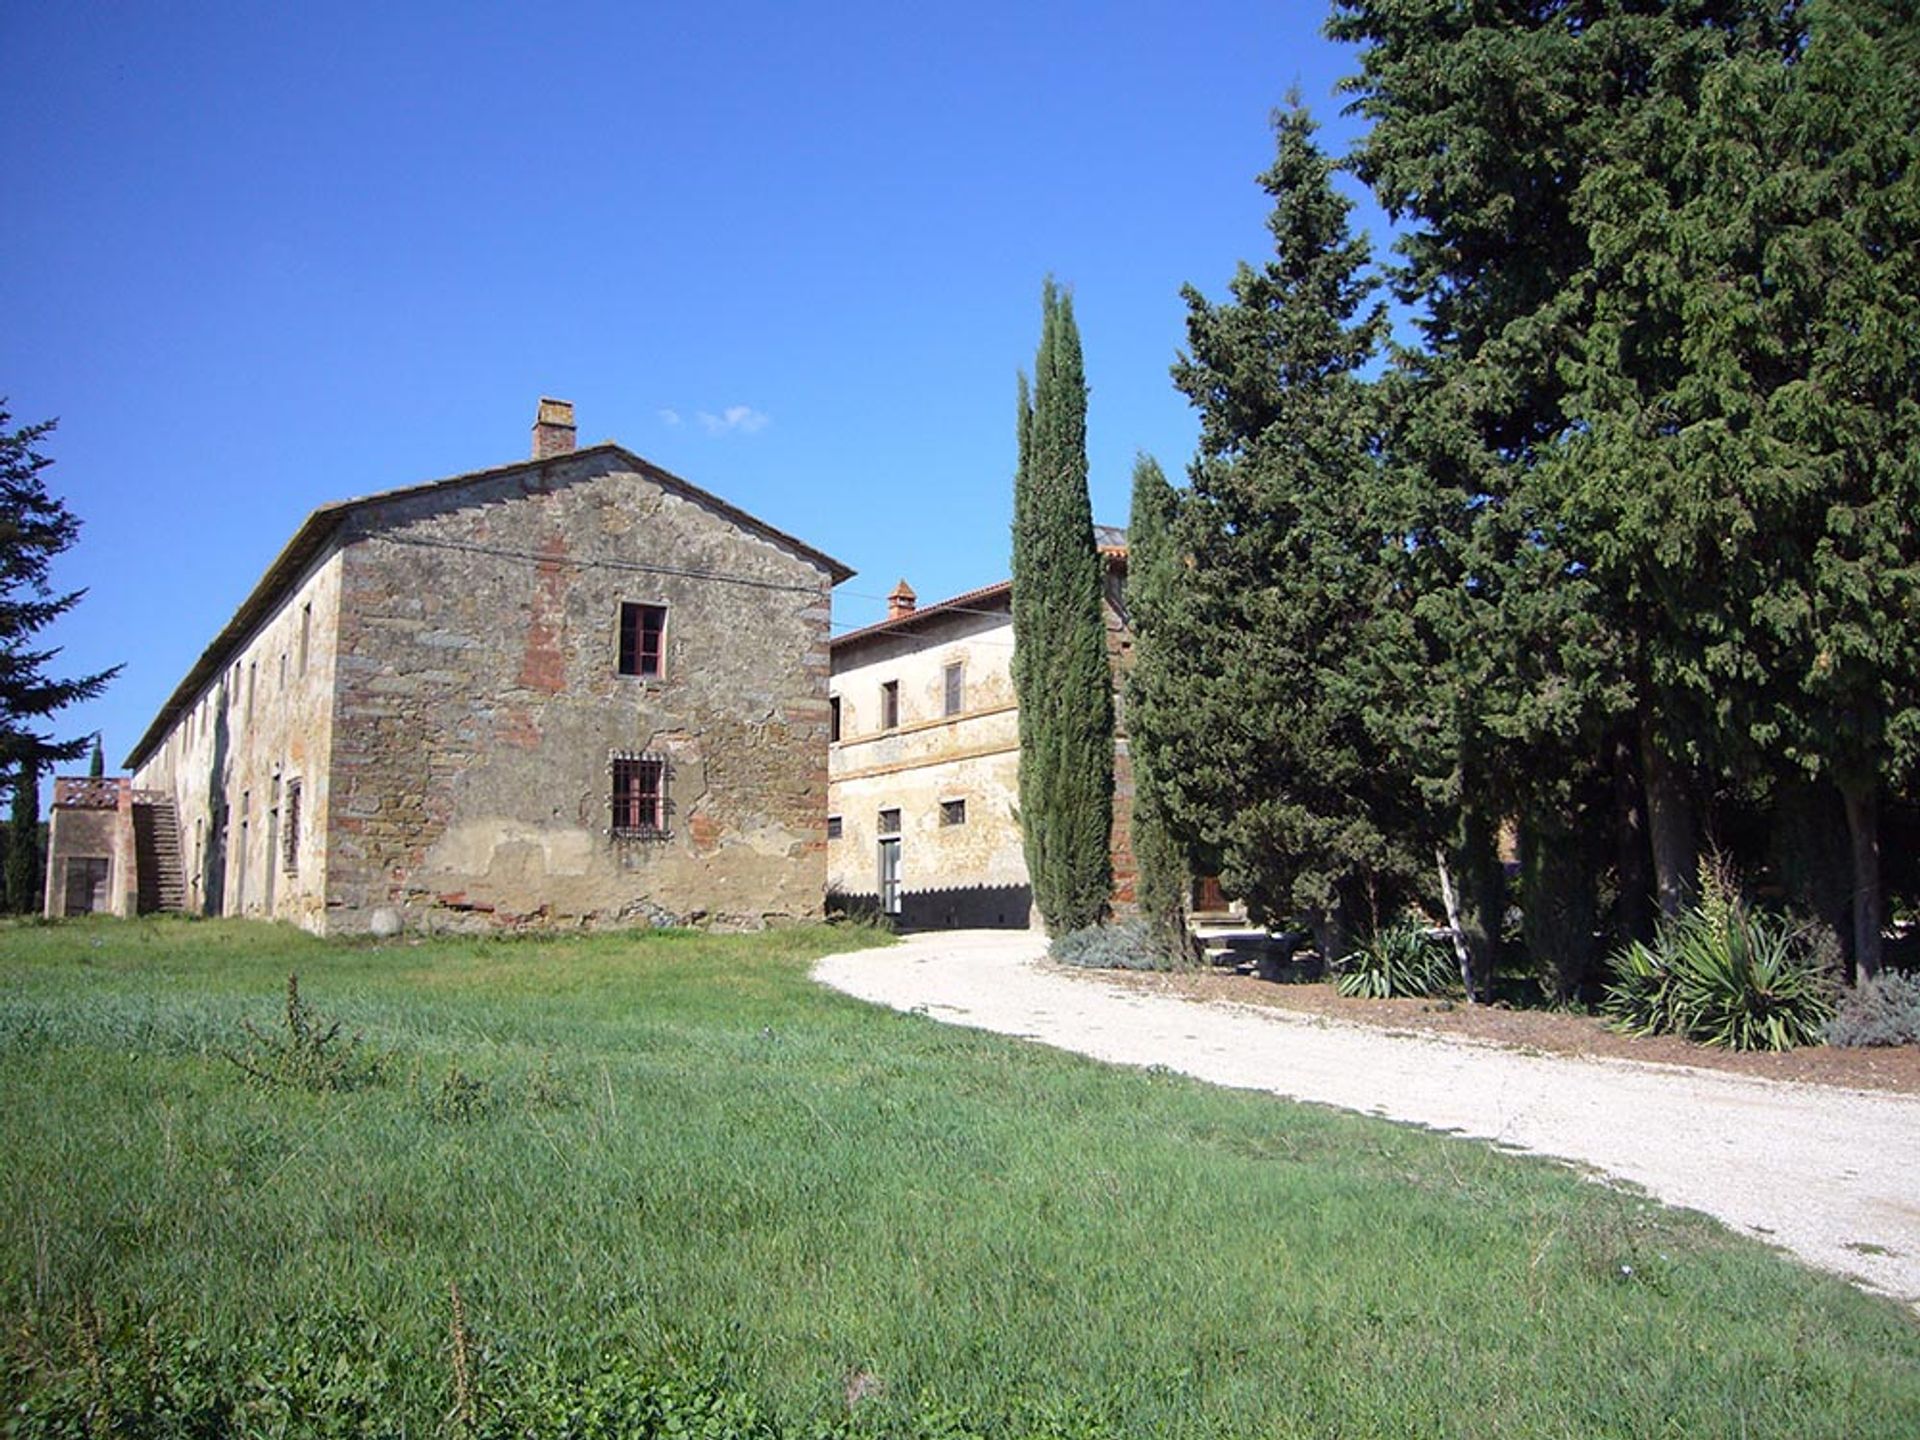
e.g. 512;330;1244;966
828;883;1035;931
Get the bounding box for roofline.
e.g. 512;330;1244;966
125;443;854;769
831;579;1013;650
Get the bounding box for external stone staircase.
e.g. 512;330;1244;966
131;793;186;914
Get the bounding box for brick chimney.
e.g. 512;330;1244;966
887;579;917;620
532;397;576;459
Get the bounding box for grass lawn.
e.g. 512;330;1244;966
2;916;1916;1437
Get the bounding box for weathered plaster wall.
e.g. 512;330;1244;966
323;451;833;933
132;551;343;929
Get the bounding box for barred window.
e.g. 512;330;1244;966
611;752;668;837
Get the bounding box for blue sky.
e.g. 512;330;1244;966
2;1;1388;774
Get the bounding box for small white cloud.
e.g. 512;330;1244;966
696;404;770;436
658;407;682;427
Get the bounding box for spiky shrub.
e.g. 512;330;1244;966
1825;971;1920;1048
1335;922;1451;999
1664;907;1833;1052
1601;869;1834;1052
1601;938;1679;1038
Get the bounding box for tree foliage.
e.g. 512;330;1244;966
1011;282;1113;935
1165;100;1421;963
1127;1;1920;991
1123;454;1191;962
2;406;120;912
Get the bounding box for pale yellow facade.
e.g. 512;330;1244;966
828;588;1036;928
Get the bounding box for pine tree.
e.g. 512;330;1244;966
1123;454;1192;962
1011;281;1113;934
1167;100;1417;964
1;407;121;911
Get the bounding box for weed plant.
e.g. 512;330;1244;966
2;915;1917;1437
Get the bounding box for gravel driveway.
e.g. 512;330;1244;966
815;928;1920;1310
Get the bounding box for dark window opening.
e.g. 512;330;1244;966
618;603;668;677
829;695;841;742
881;680;899;730
877;807;901;836
940;798;966;827
283;779;301;874
612;753;668;837
943;662;963;717
826;815;843;840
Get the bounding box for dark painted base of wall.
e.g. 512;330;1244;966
828;884;1034;930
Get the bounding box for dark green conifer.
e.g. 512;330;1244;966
1011;281;1113;935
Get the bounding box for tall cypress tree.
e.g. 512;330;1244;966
1123;454;1192;961
1011;280;1113;935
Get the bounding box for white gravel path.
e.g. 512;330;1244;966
814;928;1920;1310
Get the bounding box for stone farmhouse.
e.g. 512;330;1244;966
46;400;851;934
826;529;1136;929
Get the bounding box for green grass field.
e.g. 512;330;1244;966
2;917;1916;1437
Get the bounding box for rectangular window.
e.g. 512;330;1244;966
618;603;667;677
940;798;966;827
246;661;256;721
829;695;841;743
881;680;899;730
299;602;312;674
877;807;901;836
611;753;667;837
278;651;288;691
283;779;301;874
826;815;843;840
943;662;963;717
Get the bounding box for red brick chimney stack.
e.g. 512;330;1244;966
532;398;577;459
887;579;917;620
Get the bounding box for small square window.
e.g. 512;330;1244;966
940;798;966;827
881;680;899;730
611;753;668;837
943;662;963;717
877;807;901;835
826;815;843;840
618;603;667;677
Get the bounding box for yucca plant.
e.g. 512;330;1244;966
1665;909;1833;1052
1336;921;1451;999
1601;858;1834;1051
1600;938;1677;1038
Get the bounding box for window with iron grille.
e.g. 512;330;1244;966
617;603;667;677
611;752;668;837
877;807;901;836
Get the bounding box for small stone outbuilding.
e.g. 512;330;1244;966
73;400;852;934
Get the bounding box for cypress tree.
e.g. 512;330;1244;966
5;759;38;913
1011;280;1113;935
1123;454;1191;962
